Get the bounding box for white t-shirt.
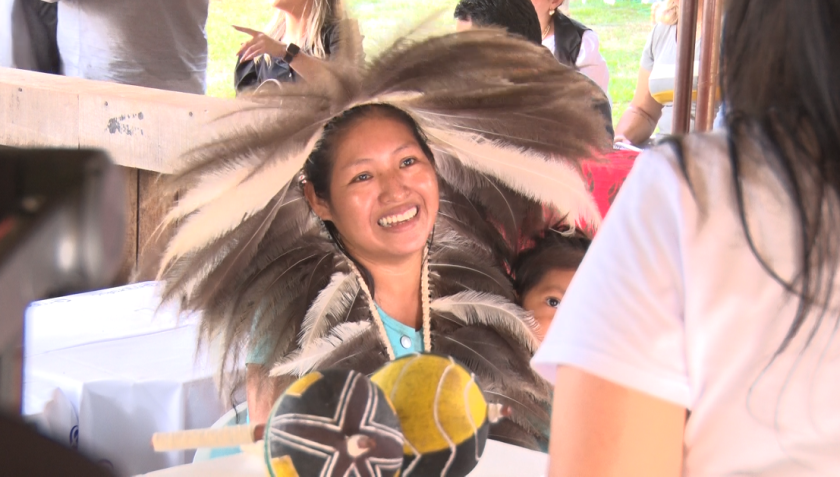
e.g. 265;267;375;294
542;30;610;95
532;131;840;475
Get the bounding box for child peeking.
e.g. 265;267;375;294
514;230;590;340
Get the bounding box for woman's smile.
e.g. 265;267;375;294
377;205;419;228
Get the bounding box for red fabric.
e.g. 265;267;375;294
578;149;639;231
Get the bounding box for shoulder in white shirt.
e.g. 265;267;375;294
542;30;610;95
532;131;840;475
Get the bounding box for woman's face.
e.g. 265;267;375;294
530;0;564;26
307;115;439;264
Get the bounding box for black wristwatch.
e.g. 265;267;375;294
283;43;300;64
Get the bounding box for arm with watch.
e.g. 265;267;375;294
233;25;334;93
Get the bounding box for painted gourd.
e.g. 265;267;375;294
371;354;490;477
264;369;404;477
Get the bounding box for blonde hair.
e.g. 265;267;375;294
653;0;679;25
265;0;337;58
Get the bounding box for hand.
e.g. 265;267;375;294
233;25;287;62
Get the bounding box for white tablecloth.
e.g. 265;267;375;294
23;282;227;476
141;439;548;477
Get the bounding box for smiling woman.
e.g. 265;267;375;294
302;105;440;361
152;27;612;452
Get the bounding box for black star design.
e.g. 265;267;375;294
268;373;404;477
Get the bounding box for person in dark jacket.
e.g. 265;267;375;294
530;0;609;93
233;0;356;94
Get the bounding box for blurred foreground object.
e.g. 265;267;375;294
0;147;125;413
0;411;111;476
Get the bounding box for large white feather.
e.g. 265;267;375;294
270;322;371;377
159;151;307;271
299;272;361;347
430;291;540;353
163;162;257;226
426;128;602;229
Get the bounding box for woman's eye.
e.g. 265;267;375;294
401;157;417;167
352;173;371;182
546;297;560;308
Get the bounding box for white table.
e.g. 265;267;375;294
141;439;548;477
23;282;228;476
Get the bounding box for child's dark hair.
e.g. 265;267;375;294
513;230;591;299
453;0;543;45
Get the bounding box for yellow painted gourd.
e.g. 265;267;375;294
371;354;490;477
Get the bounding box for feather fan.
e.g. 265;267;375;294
269;321;372;377
429;128;602;228
158;146;313;272
431;291;540;353
299;272;361;347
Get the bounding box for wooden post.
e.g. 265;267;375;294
113;167;139;284
673;0;700;134
695;0;723;132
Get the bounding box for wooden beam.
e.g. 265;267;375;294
0;67;240;173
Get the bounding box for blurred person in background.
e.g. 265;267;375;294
614;0;704;146
233;0;356;94
530;0;609;94
54;0;209;94
3;0;60;73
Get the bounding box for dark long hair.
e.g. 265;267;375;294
685;0;840;355
303;103;436;295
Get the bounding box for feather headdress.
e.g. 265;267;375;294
153;25;611;450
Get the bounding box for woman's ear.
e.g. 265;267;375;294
303;181;333;222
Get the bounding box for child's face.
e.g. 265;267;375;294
521;268;577;340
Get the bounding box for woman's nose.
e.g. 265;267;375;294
379;172;409;201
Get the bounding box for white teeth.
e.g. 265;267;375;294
378;207;418;227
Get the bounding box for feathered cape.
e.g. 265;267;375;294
151;28;612;451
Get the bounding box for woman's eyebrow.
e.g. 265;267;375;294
341;158;373;170
340;143;417;170
392;142;415;154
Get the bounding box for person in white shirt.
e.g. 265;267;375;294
531;0;610;94
531;0;840;474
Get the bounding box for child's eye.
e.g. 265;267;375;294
546;297;560;308
401;157;417;167
352;173;371;183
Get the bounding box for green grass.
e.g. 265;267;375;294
573;0;651;124
206;0;652;123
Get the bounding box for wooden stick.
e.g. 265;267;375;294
673;0;700;134
695;0;724;131
152;424;265;451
